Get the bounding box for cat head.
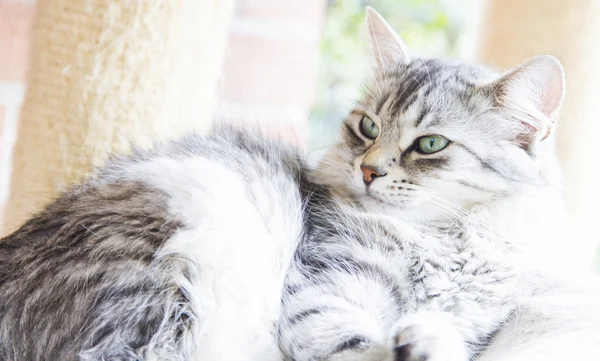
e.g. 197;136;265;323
316;8;565;222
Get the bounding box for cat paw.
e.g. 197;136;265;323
393;342;429;361
392;333;447;361
391;312;468;361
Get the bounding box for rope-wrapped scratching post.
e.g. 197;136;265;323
5;0;234;234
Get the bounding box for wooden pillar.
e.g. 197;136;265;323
477;0;600;271
4;0;234;234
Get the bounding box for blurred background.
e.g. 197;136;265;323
0;0;598;271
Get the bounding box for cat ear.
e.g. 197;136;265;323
365;7;410;72
490;55;565;147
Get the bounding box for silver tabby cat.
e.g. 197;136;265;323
277;8;600;361
1;7;599;361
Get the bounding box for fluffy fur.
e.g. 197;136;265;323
0;129;306;360
277;8;599;361
0;7;599;361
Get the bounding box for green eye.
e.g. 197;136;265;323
359;116;380;139
417;135;450;154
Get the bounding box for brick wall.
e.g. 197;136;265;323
217;0;325;141
0;0;326;235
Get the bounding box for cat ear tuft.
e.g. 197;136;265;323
365;7;410;72
491;55;565;147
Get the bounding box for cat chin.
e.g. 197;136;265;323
356;193;449;223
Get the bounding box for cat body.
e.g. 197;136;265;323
1;7;599;361
279;190;519;361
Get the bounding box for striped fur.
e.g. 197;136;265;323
0;128;307;360
276;8;597;361
0;8;598;361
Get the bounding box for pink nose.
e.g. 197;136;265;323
360;165;386;185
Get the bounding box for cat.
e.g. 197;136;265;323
0;6;598;361
276;7;600;361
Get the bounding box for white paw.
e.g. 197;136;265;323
391;311;468;361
